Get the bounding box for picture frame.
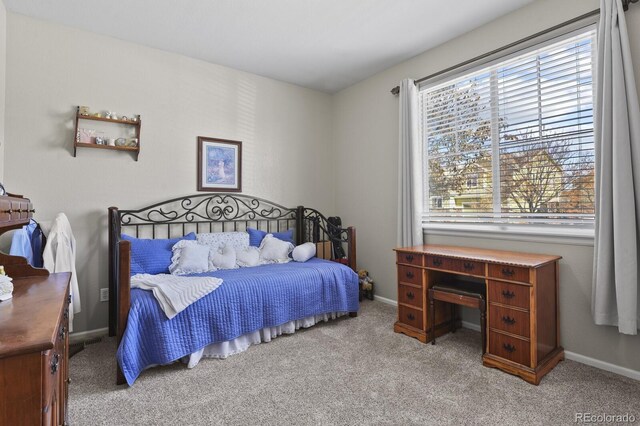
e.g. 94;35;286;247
197;136;242;192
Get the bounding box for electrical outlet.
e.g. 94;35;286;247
100;288;109;302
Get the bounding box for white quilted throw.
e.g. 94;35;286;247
131;274;223;319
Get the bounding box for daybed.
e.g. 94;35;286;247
108;194;359;385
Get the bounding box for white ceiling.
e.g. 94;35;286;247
4;0;535;93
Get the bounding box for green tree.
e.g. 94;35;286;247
425;79;494;207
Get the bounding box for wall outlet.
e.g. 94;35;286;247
100;288;109;302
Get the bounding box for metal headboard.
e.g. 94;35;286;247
107;193;356;336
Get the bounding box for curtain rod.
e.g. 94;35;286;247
390;2;636;96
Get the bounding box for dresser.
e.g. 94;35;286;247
394;244;563;385
0;273;71;425
0;194;71;425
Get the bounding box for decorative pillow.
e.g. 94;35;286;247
236;246;261;268
121;232;196;275
197;232;250;252
259;234;294;264
292;242;316;263
210;244;238;270
247;228;294;247
169;240;212;275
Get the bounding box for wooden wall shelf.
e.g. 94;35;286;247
73;106;141;161
74;143;139;152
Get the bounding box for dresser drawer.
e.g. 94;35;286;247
398;284;423;309
396;251;423;267
397;265;422;286
489;331;531;367
398;305;424;330
488;263;530;283
488;280;530;310
489;304;530;338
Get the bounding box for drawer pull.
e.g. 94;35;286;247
503;343;516;353
405;254;414;262
405;271;415;279
501;316;516;325
432;258;443;267
463;262;475;271
64;307;69;319
2;209;12;214
407;313;415;321
50;353;60;374
59;326;66;340
406;291;415;300
501;268;515;277
29;209;35;213
501;290;515;299
67;294;72;305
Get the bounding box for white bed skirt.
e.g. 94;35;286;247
182;312;346;368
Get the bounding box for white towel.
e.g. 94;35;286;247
131;274;223;319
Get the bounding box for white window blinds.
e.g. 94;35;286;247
420;28;596;227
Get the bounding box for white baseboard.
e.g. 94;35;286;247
564;350;640;381
371;297;638;381
69;327;109;345
373;295;398;306
461;321;481;332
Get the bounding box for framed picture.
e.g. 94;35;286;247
197;137;242;192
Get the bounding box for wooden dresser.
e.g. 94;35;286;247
394;244;563;385
0;194;71;425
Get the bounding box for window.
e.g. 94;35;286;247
420;28;596;228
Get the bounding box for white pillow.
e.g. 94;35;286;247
292;242;316;262
236;246;261;268
259;234;294;264
197;232;250;252
210;244;238;270
169;240;212;275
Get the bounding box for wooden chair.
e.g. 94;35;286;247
428;281;486;354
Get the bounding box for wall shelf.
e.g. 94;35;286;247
74;143;139;152
73;106;141;161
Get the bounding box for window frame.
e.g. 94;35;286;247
417;17;598;239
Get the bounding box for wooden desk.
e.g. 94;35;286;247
394;244;564;385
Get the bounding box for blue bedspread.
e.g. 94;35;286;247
117;258;359;385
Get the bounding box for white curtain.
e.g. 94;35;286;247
397;79;423;247
592;0;640;335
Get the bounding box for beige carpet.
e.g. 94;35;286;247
69;301;640;425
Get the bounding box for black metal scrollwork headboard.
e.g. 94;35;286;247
107;193;356;336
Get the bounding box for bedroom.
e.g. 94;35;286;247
0;0;639;424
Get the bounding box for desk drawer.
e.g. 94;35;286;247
398;284;423;309
398;305;423;330
488;281;530;310
397;265;422;286
442;258;485;276
489;331;530;367
489;305;530;338
426;255;447;269
396;251;422;267
488;263;530;283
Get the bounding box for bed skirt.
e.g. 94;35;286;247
182;312;346;368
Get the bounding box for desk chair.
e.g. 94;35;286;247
428;282;486;354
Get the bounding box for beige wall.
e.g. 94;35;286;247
4;14;334;333
332;0;640;372
0;0;6;180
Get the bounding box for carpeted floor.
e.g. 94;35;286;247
69;301;640;425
